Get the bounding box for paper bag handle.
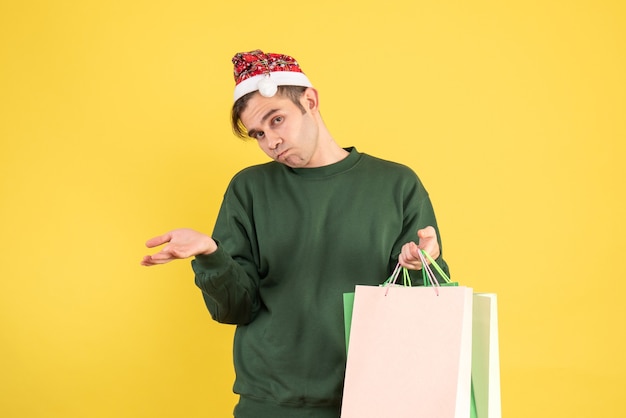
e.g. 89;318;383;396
382;263;413;287
382;251;454;289
418;249;454;286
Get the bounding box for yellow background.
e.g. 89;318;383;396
1;0;624;416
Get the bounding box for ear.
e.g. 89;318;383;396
301;87;320;112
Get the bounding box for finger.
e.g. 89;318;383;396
417;244;439;262
145;232;172;248
140;255;160;266
399;258;423;270
399;245;411;263
408;241;420;258
417;226;436;240
402;242;421;262
421;246;440;263
417;227;440;260
142;254;174;265
399;244;424;270
148;248;177;261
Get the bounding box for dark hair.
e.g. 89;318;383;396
230;85;308;138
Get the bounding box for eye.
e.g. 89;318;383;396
250;131;265;140
271;116;284;125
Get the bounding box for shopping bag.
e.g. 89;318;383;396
471;293;501;418
341;256;473;418
413;251;500;418
343;288;481;416
343;292;355;353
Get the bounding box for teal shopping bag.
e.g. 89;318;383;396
343;292;355;353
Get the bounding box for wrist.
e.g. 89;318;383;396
199;237;218;255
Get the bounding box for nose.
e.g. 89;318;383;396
266;132;282;150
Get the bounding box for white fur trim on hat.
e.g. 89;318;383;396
233;72;313;102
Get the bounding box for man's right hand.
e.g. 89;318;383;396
140;228;217;266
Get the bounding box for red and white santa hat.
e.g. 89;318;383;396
232;49;313;102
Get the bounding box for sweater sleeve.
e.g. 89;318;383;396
192;177;262;325
394;170;450;285
192;244;260;325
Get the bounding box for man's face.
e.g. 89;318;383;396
239;90;320;168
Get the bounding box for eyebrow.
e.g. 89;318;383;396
247;108;280;138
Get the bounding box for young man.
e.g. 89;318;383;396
141;50;449;418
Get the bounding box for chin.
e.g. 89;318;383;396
278;154;299;166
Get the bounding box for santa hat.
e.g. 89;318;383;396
232;49;313;102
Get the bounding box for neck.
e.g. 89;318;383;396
309;124;349;167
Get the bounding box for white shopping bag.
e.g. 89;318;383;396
341;283;474;418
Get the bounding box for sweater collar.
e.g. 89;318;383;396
288;147;360;178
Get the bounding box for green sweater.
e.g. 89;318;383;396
192;147;449;418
